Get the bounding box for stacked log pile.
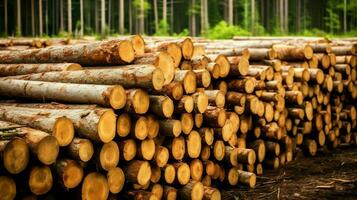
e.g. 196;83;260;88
0;35;355;200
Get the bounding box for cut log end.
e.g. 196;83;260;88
117;113;131;137
82;172;109;200
119;40;135;63
62;161;84;189
3;138;29;174
177;163;191;185
201;70;212;88
137;161;152;186
155;146;169;167
182;38;194;60
214;140;225;161
121;139;137;161
135;116;148;140
216;91;226;108
167;43;182;68
304;45;314;59
172;137;185;160
140;139;156;160
65;63;82;71
183;71;197;94
164;164;176;184
98;110;116;143
187;131;202;158
239;58;250;76
183;96;194;113
245;78;256;94
191;181;204;200
172;83;184;100
53;117;74;147
152;69;165;90
0;176;16;200
107;167;125;194
132;89;150;114
37;136;60;165
196;92;209;113
158;52;175;85
216;55;230;78
162;97;174;118
100;141;120;171
109;85;127;109
131;35;145;56
181;114;193;135
78;139;94;162
29;166;53;195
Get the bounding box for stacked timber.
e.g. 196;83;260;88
0;35;355;200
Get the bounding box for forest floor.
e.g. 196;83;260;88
223;146;357;200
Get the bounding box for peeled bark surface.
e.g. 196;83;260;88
0;79;126;109
12;65;165;91
0;39;135;65
0;106;116;143
0;63;81;77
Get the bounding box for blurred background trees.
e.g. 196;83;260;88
0;0;356;38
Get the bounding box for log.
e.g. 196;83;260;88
175;95;194;113
203;106;227;127
131;116;149;140
146;42;182;68
98;141;120;171
192;92;209;113
125;89;150;114
238;170;256;188
29;166;53;195
150;82;184;100
203;186;221;200
174;70;197;94
181;113;194;135
194;69;212;88
164;186;177;200
227;78;256;93
147;115;160;138
124;190;159;200
67;137;94;162
173;162;191;185
54;159;83;189
153;146;169;167
119;139;137;162
124;160;152;186
0;63;81;77
213;140;225;161
0;176;16;200
163;164;176;184
107;167;125;194
149;95;174;118
0;79;127;109
227;56;249;76
150;165;161;183
137;139;156;160
1;138;29;174
204;90;225;108
81;172;109;200
0;39;135;65
179;180;204;200
272;44;313;60
159;119;182;137
0;106;116;143
117;113;131;137
187;130;202;158
248;48;276;60
15;65;165;91
134;52;175;85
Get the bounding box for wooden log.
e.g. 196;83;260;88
224;146;239;167
227;78;256;94
150;165;161;183
192;92;209;113
137;139;156;161
107;167;125;194
237;148;256;165
29;166;54;196
67;137;94;162
131;116;149;140
227;56;249;76
134;52;175;85
1;138;29;174
150;82;184;100
159;119;182;137
214;119;234;142
225;91;246;106
149;95;174;118
0;63;81;77
238;170;256;188
302;139;317;156
153;145;169;167
0;106;116;143
146;42;182;68
203;186;221;200
0;79;126;109
227;167;239;186
0;39;135;65
118;139;137;162
175;95;194;113
146;115;160;139
203;106;226;127
172;162;191;185
209;54;230;78
0;176;16;200
194;69;211;88
125;89;150;114
117;113;131;137
187;130;202;158
55;159;83;189
169;136;186;161
81;172;109;200
200;145;211;161
98;141;120;171
124;160;152;186
247;140;266;163
213;140;225;161
164;186;177;200
181;113;194;135
272;44;313;60
331;45;356;55
179;180;204;200
163;164;176;184
174;70;197;94
206;62;221;79
248;48;276;60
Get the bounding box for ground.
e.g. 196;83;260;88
224;146;357;200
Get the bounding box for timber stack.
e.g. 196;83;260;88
0;35;355;200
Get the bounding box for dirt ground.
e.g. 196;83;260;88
223;146;357;200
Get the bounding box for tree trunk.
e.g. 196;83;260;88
119;0;124;34
153;0;158;32
228;0;233;25
140;0;144;34
80;0;84;36
68;0;72;34
14;65;165;90
191;0;196;36
284;0;288;32
344;0;347;33
31;0;35;36
163;0;167;22
60;0;64;32
280;0;283;32
101;0;105;36
4;0;7;35
16;0;21;36
0;39;135;65
251;0;255;33
39;0;43;36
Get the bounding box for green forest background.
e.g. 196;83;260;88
1;0;357;39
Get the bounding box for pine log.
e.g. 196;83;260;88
181;113;194;135
1;138;29;174
159;119;182;137
149;95;174;118
164;186;177;200
163;164;176;184
0;39;134;65
137;139;156;160
227;78;256;93
273;44;313;60
227;56;249;76
187;130;202;158
67;137;94;162
134;52;175;85
175;95;194;113
55;159;83;189
81;172;109;200
192;92;209;113
0;79;126;109
194;69;212;88
0;106;116;143
107;167;125;194
29;166;53;195
124;160;152;186
174;70;197;94
179;180;204;200
213;140;226;161
203;106;226;127
146;42;182;68
0;63;81;77
150;82;184;100
0;176;16;200
125;89;150;114
248;48;276;60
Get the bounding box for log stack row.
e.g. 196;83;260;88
0;35;355;200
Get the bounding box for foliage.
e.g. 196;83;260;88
154;20;170;36
324;7;341;34
132;0;151;16
204;21;251;39
173;29;190;37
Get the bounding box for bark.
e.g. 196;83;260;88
0;39;135;65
